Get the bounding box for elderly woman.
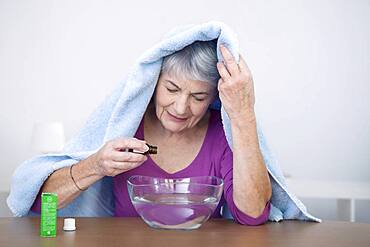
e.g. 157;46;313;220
31;40;272;225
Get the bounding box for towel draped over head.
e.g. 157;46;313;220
7;21;320;222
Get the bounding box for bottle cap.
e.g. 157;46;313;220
146;143;157;154
63;218;76;231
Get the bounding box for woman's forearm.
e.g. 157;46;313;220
230;113;272;218
41;154;103;208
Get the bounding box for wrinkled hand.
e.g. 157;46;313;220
92;138;148;177
216;45;256;122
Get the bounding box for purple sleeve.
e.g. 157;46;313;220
220;140;271;226
30;189;42;214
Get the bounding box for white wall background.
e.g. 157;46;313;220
0;0;369;221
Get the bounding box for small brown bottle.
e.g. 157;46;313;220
127;143;157;155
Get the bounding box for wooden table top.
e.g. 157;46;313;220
0;217;369;247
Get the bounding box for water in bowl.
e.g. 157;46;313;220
132;193;219;230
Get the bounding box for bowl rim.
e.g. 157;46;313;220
127;175;224;188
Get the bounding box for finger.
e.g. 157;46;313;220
112;138;149;153
111;150;148;162
220;44;240;76
238;55;251;73
110;160;145;170
217;62;231;81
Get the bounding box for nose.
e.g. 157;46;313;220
173;95;189;115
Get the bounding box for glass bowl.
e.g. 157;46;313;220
127;175;224;230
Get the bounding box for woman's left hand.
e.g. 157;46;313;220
216;45;256;122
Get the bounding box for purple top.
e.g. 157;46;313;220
31;109;270;225
113;109;270;225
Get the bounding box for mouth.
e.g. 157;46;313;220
167;111;188;122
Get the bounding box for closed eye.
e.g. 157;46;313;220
193;95;206;101
166;88;178;93
166;87;206;101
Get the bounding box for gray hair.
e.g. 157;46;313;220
161;40;220;87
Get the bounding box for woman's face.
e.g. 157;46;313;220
153;72;216;134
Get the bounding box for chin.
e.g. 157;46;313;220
161;121;187;133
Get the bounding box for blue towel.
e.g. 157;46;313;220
7;21;320;222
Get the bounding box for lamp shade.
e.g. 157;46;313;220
31;122;65;153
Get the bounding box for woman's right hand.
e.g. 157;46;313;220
91;138;149;177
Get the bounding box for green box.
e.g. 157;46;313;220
40;193;58;237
